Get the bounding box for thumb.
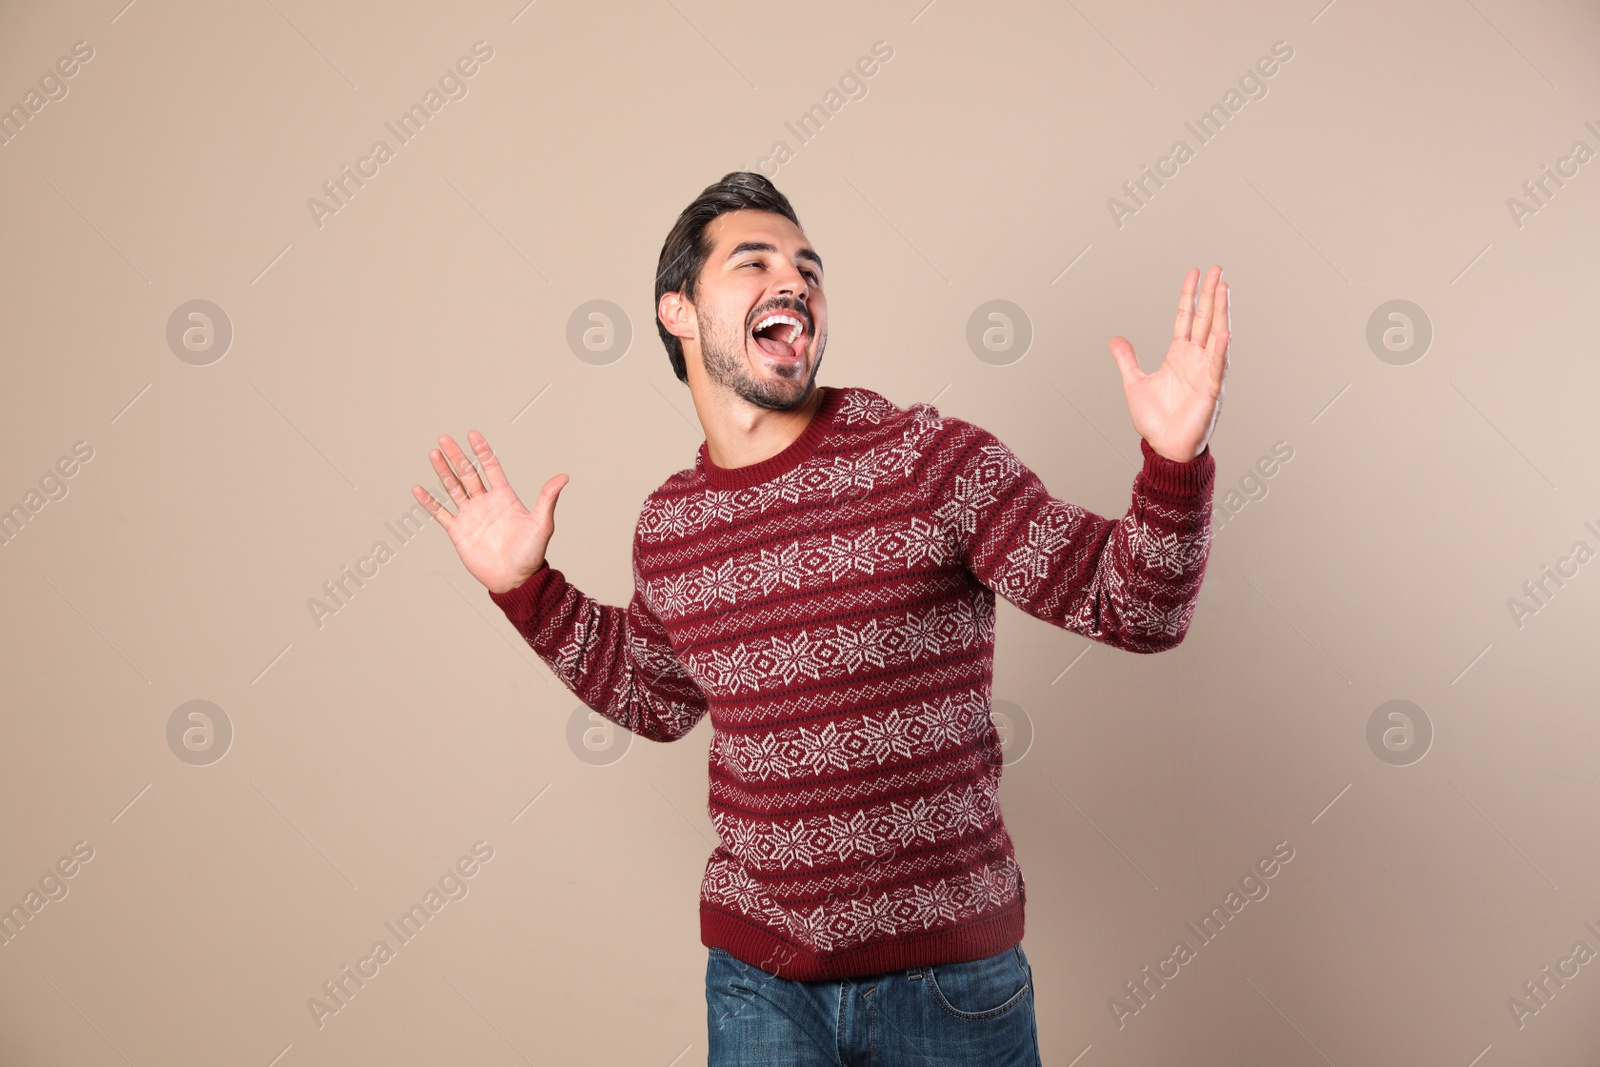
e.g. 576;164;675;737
1107;336;1142;392
532;474;569;527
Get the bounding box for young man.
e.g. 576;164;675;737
414;172;1229;1066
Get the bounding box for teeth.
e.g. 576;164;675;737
754;313;805;346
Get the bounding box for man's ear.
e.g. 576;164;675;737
658;291;697;341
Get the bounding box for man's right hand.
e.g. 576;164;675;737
412;430;568;595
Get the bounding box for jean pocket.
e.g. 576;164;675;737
708;947;733;958
925;946;1032;1021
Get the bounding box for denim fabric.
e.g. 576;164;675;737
706;942;1042;1066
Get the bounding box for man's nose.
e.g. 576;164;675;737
774;268;809;299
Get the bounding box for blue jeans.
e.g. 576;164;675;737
706;943;1042;1066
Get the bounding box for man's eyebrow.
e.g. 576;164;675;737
725;241;824;273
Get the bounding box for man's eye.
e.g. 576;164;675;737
742;260;819;284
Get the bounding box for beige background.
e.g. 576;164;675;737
3;0;1598;1063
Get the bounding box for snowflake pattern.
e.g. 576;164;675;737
737;732;789;782
934;471;999;540
635;410;939;544
882;796;943;846
793;721;852;775
898;608;943;661
645;518;953;610
825;810;882;862
699;557;744;606
899;516;953;568
909;879;963;929
702;642;767;696
837;389;892;425
1132;519;1209;579
713;690;989;783
995;500;1085;601
856;709;918;765
753;542;807;594
819;526;889;580
649;572;695;617
764;631;825;686
682;599;977;699
831;618;889;674
766;820;820;869
710;783;990;876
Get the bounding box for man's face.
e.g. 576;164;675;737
673;209;828;412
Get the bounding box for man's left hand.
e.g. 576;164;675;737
1108;265;1231;464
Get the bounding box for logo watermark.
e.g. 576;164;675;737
0;440;94;548
306;840;495;1029
306;41;494;230
306;502;432;630
1506;520;1600;630
1506;922;1600;1030
739;41;894;178
566;299;632;365
166;300;233;365
1211;439;1292;537
1506;120;1600;230
0;39;95;149
1109;840;1296;1029
0;840;95;947
567;705;632;765
1366;299;1431;366
1366;699;1431;766
1108;40;1294;229
167;700;233;766
990;699;1034;766
966;300;1032;366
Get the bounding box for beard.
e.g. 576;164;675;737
696;301;824;412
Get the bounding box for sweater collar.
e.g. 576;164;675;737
697;385;846;491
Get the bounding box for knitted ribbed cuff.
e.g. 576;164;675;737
1139;437;1216;497
485;559;558;623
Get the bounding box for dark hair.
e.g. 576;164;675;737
654;171;802;383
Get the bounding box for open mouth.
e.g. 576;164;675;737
750;310;808;361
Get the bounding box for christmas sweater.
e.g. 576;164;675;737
488;384;1216;979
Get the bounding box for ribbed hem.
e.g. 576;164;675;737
698;386;845;491
1138;437;1216;497
485;559;559;624
701;900;1025;981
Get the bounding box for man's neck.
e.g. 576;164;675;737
695;383;827;471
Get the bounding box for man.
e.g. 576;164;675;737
414;172;1229;1066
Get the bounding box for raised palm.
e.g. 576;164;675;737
1108;265;1231;463
412;431;568;595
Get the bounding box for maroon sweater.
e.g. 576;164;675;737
490;385;1215;979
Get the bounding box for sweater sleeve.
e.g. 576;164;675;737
937;420;1216;652
487;544;710;742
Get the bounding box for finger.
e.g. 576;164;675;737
1107;336;1142;391
411;484;455;530
1208;329;1230;383
428;446;470;506
531;473;570;525
1190;265;1222;348
1172;268;1200;343
469;430;510;492
439;434;488;496
438;434;488;497
1206;282;1230;380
